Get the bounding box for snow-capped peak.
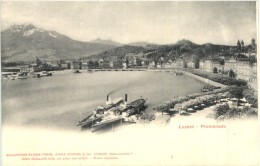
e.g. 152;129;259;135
7;23;46;36
8;24;23;32
49;32;58;38
23;28;37;36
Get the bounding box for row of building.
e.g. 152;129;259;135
2;39;257;82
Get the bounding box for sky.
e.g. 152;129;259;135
1;1;257;45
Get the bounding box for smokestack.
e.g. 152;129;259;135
125;94;128;102
107;95;109;101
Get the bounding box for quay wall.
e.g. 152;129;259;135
183;71;227;88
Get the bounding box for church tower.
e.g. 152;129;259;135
251;39;256;49
237;39;241;52
241;40;244;51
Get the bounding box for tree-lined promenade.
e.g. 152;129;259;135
153;69;257;121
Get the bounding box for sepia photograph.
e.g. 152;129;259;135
1;1;259;166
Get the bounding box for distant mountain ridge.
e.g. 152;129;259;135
127;42;158;47
1;23;117;62
90;38;122;47
87;39;237;63
1;23;239;63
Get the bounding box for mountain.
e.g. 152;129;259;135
1;24;236;63
175;39;198;46
90;38;122;47
87;45;147;61
127;42;158;47
1;24;117;62
86;39;235;62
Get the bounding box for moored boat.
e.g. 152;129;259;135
74;69;81;73
17;72;28;79
126;98;146;110
39;71;52;77
187;108;195;113
91;116;123;132
80;116;103;128
76;94;147;130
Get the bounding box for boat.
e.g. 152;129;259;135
220;98;228;102
179;109;187;115
77;94;147;130
40;71;52;77
9;73;18;80
74;69;81;73
125;109;137;117
187;108;195;113
126;98;146;110
91;116;123;132
17;72;28;79
76;95;126;128
194;105;200;110
80;116;103;128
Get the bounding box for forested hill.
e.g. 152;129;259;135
86;39;236;62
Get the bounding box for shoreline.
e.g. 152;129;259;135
182;71;227;88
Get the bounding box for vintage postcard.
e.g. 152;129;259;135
1;1;259;166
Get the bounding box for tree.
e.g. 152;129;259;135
94;61;99;68
249;56;257;66
79;61;82;69
229;69;236;78
213;67;218;73
228;86;244;99
220;59;225;65
36;57;43;67
87;61;94;69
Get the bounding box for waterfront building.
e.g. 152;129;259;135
81;62;88;69
113;60;123;69
60;63;69;69
20;66;34;73
123;62;127;69
223;56;237;73
156;60;162;69
110;62;114;68
187;60;195;69
203;58;221;73
136;57;142;66
252;63;257;81
143;60;150;67
98;58;104;64
72;61;82;69
199;60;204;70
249;50;257;57
162;59;174;68
2;67;21;73
51;61;59;68
127;56;137;66
148;60;156;68
44;60;52;65
99;61;110;68
203;59;211;73
141;60;145;66
236;59;252;81
174;58;184;69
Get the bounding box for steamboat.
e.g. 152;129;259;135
76;94;147;131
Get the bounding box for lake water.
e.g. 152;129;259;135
2;71;207;130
